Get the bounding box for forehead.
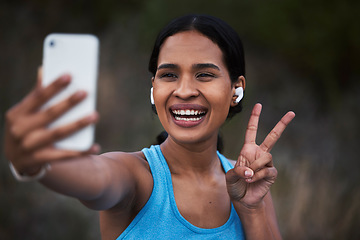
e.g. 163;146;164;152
158;31;225;67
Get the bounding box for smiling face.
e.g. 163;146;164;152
152;30;243;146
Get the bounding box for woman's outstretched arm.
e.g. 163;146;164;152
39;151;150;211
4;68;146;211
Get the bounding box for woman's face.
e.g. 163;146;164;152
152;30;243;145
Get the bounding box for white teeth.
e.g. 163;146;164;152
173;109;206;122
174;116;204;121
172;109;205;116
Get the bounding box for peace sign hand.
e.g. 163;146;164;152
226;103;295;209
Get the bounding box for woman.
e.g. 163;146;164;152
4;14;295;239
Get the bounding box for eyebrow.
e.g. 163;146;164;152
192;63;220;71
157;63;220;71
157;63;179;71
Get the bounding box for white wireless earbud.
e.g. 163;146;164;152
234;87;243;103
150;87;154;105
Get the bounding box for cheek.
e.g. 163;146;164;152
207;85;233;108
153;83;170;105
205;89;232;125
153;85;172;120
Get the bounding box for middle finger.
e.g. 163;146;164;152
22;112;98;151
14;90;87;138
259;111;295;152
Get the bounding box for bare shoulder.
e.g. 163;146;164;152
98;150;153;209
97;151;153;240
100;150;149;171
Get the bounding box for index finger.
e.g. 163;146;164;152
260;111;295;152
17;71;71;114
244;103;262;144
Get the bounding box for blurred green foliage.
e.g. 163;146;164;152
1;0;359;239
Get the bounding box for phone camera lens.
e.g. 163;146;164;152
49;40;55;47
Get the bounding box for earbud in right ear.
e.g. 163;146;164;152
234;87;243;103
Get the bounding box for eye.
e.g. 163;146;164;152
159;72;178;80
196;72;216;81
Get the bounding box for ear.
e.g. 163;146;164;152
151;77;155;87
230;76;246;107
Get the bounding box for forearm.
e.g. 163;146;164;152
263;192;282;240
39;153;136;210
39;155;109;201
234;193;282;240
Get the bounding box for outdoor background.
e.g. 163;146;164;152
1;0;359;239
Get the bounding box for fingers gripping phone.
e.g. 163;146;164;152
42;33;99;151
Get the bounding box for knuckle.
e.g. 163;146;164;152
19;134;28;147
31;150;43;161
246;124;257;132
269;169;278;182
78;117;91;127
9;125;23;140
267;167;277;180
51;128;64;140
263;168;270;176
21;132;39;151
273;167;278;177
270;130;280;140
262;142;271;151
5;108;16;122
69;92;84;104
20;139;32;151
33;88;48;102
45;105;60;119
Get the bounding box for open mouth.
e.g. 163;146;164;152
171;107;207;122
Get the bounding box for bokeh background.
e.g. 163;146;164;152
1;0;359;239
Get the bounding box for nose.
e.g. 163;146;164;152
173;76;199;100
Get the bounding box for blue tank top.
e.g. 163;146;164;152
116;145;245;239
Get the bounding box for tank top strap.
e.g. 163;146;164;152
217;151;234;172
142;145;169;195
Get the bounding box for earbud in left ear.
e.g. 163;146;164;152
234;87;243;103
150;87;154;105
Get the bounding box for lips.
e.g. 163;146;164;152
170;104;207;127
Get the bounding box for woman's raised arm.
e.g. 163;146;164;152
226;103;295;239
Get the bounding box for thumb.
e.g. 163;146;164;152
226;166;254;184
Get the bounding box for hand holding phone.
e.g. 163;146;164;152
42;33;99;151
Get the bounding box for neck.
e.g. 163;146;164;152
160;135;222;176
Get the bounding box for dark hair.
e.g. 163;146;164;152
148;14;246;118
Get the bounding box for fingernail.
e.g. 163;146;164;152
87;113;99;122
245;170;253;177
60;74;71;84
74;90;87;99
91;144;101;154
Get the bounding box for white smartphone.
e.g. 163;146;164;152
42;33;99;151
